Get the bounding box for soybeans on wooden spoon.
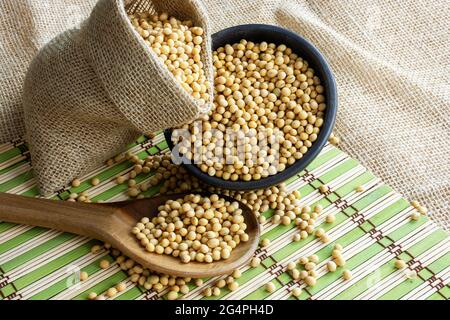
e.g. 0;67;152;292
0;192;259;278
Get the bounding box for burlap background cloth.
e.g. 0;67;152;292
0;0;448;229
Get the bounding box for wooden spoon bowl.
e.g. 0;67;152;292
0;192;260;278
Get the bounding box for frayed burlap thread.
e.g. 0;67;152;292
22;0;213;195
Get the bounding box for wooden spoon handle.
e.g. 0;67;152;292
0;192;116;239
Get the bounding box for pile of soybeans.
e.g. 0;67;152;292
175;40;326;181
73;11;343;301
132;193;249;263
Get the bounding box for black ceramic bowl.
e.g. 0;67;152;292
164;24;337;191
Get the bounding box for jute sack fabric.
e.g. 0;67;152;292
0;0;448;229
21;0;213;195
0;0;98;142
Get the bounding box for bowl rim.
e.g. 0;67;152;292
164;23;338;190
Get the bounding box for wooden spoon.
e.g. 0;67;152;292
0;192;260;278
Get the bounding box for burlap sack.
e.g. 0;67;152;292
22;0;213;195
0;0;448;229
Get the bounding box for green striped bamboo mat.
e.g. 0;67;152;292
0;134;448;300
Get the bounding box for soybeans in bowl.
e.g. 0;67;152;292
166;24;337;190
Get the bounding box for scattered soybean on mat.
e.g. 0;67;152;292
0;133;448;300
